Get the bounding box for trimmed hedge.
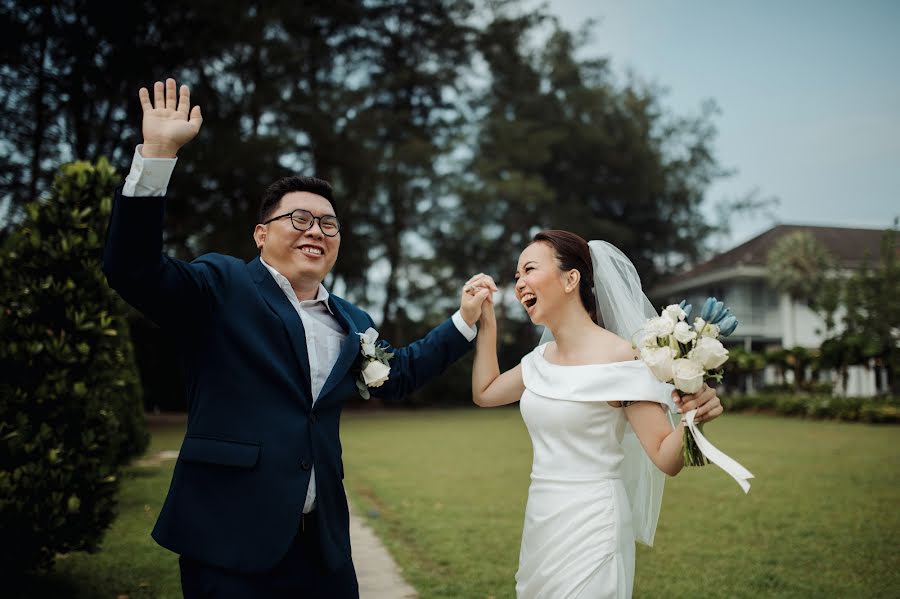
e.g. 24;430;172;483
722;393;899;424
0;159;149;574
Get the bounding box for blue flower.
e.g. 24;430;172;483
698;297;739;335
719;315;739;336
679;299;693;320
700;297;717;321
710;301;728;323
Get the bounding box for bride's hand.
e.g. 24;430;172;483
464;273;498;302
673;384;723;424
460;283;491;327
477;292;496;328
460;273;497;327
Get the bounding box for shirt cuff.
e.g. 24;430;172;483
122;144;178;197
451;310;477;342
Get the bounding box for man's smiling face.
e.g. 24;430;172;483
255;191;340;284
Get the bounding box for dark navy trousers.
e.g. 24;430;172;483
179;512;359;599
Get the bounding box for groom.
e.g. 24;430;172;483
103;79;494;598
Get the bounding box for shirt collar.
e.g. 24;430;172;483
259;257;333;313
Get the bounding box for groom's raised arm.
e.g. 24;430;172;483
102;78;216;328
370;281;493;400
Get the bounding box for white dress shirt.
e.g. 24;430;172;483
260;259;345;513
122;145;478;513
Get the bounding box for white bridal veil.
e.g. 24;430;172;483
539;240;676;546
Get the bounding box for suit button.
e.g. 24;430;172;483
310;413;317;424
301;461;312;471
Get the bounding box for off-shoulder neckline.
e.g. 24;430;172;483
534;342;643;369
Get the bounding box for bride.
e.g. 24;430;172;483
467;230;724;599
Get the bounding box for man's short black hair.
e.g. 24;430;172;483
258;176;335;223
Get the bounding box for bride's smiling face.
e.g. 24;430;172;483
514;242;569;325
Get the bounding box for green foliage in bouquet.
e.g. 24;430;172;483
0;158;149;575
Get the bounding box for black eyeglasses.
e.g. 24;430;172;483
263;209;341;237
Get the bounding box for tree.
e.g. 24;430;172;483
818;226;899;394
1;1;729;405
767;231;835;305
722;347;766;394
0;159;148;574
767;231;835;347
328;0;477;342
0;0;193;224
427;11;727;374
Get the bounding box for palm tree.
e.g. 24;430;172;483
766;231;835;348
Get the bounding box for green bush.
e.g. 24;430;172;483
859;402;900;424
0;158;149;574
721;393;775;412
723;392;899;424
773;394;808;417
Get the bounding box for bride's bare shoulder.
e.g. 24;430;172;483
593;328;640;362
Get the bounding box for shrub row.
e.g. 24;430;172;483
722;393;899;424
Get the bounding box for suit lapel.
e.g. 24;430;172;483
317;297;363;403
249;258;313;407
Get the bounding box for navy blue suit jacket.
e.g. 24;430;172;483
102;189;473;572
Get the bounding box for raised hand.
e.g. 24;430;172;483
139;78;203;158
460;283;491;327
460;273;497;327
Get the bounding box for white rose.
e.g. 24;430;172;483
361;359;391;387
672;358;705;394
694;317;719;338
690;337;729;370
639;334;660;349
358;328;379;357
665;304;687;322
645;316;675;338
641;346;676;382
673;321;697;345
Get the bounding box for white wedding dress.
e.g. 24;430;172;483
515;343;674;599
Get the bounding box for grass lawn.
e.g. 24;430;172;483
18;426;185;599
21;412;899;598
340;410;900;599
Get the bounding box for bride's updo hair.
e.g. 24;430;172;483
532;230;599;325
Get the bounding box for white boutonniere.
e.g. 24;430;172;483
355;328;393;399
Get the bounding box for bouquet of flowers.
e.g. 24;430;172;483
639;298;739;467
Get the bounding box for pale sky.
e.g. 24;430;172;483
545;0;900;249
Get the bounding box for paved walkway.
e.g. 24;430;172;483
349;504;419;599
139;450;418;598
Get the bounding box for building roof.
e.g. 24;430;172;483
687;224;885;278
651;224;889;295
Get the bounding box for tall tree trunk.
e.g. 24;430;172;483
27;20;49;203
381;185;404;341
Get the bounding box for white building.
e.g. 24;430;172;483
650;225;887;396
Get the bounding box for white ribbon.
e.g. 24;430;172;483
684;409;754;493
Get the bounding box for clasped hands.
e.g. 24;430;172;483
459;273;498;328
